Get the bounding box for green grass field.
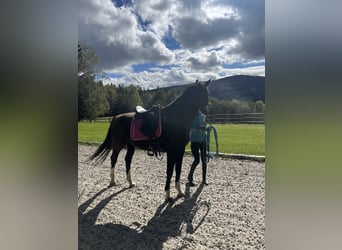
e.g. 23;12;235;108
78;121;111;143
78;121;264;156
211;124;264;155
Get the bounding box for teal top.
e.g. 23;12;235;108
190;112;207;142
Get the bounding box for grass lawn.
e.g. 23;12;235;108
212;124;265;155
78;122;265;156
78;121;111;143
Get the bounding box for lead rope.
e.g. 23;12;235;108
198;114;207;165
206;125;218;163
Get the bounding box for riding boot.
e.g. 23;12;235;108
202;164;208;185
187;163;197;186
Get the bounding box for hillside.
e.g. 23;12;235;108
159;75;265;102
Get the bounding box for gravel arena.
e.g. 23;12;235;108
78;144;265;249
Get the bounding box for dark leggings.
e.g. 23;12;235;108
189;141;207;182
191;141;207;166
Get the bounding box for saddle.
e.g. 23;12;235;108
130;105;162;141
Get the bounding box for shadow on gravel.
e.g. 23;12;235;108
79;184;211;249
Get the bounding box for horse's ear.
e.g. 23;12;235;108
205;79;211;87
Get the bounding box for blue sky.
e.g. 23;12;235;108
79;0;265;89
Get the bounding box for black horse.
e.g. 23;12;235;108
90;80;210;201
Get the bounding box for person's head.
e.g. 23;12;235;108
200;107;207;114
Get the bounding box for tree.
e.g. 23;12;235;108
111;85;142;115
78;42;108;121
165;89;178;105
84;81;109;121
78;75;92;121
150;88;168;106
78;42;98;77
206;97;263;116
254;100;265;113
104;84;117;116
140;91;152;108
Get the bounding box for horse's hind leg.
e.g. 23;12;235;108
109;149;120;187
125;143;135;188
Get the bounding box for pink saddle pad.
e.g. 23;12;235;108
130;115;162;141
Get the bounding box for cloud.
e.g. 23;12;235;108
171;0;264;59
79;0;173;71
221;0;265;59
102;65;216;89
79;0;265;87
173;16;238;50
188;51;222;71
102;63;264;90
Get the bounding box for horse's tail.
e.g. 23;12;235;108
89;123;112;164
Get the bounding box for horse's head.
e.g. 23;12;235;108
167;79;210;114
187;79;210;109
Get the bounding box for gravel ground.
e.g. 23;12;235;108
78;144;265;249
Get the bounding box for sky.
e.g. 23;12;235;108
79;0;265;89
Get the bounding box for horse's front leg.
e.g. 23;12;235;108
175;149;185;198
165;153;175;202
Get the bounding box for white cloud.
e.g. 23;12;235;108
173;16;238;49
102;64;264;90
132;0;178;37
79;0;174;71
187;50;222;71
79;0;265;88
221;65;265;77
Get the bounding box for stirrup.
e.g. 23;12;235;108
147;145;154;156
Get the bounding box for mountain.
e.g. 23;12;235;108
160;75;265;102
208;75;265;102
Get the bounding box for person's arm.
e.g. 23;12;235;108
197;114;206;129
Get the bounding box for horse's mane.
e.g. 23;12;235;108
164;83;198;108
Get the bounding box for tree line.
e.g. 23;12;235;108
78;42;265;122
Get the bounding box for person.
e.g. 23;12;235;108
187;109;208;186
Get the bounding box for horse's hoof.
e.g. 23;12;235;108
165;197;173;203
176;193;185;199
108;182;116;188
129;183;136;188
186;181;196;187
